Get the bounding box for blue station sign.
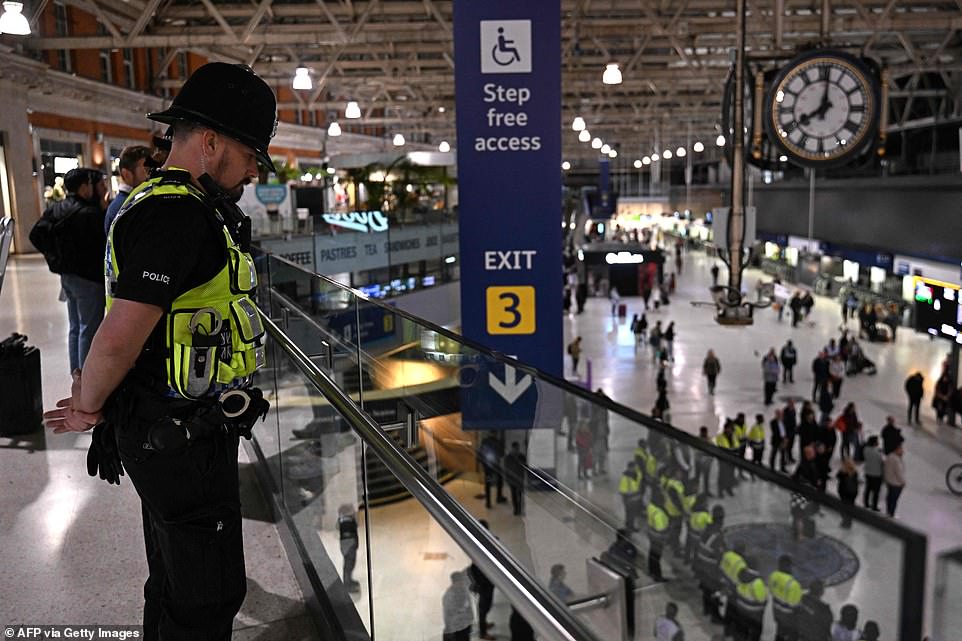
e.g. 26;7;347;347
454;0;562;429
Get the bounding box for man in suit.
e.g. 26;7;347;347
769;409;789;473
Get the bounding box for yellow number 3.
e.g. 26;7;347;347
486;286;536;335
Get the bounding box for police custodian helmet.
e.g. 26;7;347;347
147;62;278;172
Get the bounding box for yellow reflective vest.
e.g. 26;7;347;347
747;422;765;444
768;570;803;609
736;575;768;618
720;550;747;586
715;433;740;450
647;504;669;538
106;170;266;400
689;511;712;533
619;473;640;496
661;478;685;517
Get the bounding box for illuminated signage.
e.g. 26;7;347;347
322;210;390;234
605;251;645;265
914;276;962;343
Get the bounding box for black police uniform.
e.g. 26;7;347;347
92;62;277;641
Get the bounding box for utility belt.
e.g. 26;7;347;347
89;377;270;486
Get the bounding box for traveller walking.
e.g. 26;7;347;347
478;432;507;508
812;351;830;402
663;321;676;361
780;340;797;383
883;444;906;517
30;167;109;371
591;388;610;475
632;313;648;351
338;505;360;591
503;442;527;515
575;422;593;479
934;370;953;424
836;458;859;528
654;602;684;641
769;409;789;472
441;570;473;641
695;426;714;495
703;349;721;395
829;355;846;399
763;349;780;405
567;336;582;376
469;520;497;640
610;285;621;316
43;63;277;640
836;403;862;461
650;321;663;362
789;292;803;328
861;436;882;511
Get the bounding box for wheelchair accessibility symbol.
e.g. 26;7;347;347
480;20;532;74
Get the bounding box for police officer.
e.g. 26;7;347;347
720;541;748;635
685;495;711;564
646;488;670;581
619;460;642;530
44;62;276;640
769;555;803;641
660;465;686;551
733;565;768;641
694;505;726;623
715;420;739;496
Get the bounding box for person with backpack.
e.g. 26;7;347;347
29;167;109;371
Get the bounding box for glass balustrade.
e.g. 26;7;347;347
251;250;928;641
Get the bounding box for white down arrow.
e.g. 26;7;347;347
489;364;532;404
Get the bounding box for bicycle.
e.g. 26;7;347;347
947;461;962;496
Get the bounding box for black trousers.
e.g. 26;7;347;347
864;475;882;510
764;381;777;405
509;484;524;515
783;365;794;383
117;410;246;641
907;398;921;423
484;470;505;507
769;441;786;470
478;587;494;635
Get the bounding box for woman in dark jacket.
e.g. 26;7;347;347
835;458;859;528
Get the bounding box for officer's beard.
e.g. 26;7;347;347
210;155;250;202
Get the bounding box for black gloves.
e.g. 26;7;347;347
87;423;124;485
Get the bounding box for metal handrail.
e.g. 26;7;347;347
261;312;603;641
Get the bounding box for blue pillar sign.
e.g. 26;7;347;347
454;0;562;430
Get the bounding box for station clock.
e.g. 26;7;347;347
765;49;881;167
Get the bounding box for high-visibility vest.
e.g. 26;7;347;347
647;504;669;539
662;478;685;517
619;473;640;496
106;168;265;400
733;423;747;445
768;570;803;615
682;492;698;514
715;433;739;450
720;551;747;586
633;447;650;472
747;423;765;444
735;575;768;619
689;511;712;533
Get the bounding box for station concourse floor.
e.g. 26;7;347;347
3;249;962;641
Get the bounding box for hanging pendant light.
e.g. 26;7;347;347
438;141;451;153
292;67;312;90
602;63;622;85
393;133;405;147
571;116;586;131
578;129;591;143
0;2;31;35
345;101;361;119
327;121;342;137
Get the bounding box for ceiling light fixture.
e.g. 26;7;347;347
676;146;686;157
345;101;361;119
693;141;705;152
633;159;642;169
438;140;451;153
393;133;405;147
578;129;591;143
327;121;341;137
571;116;586;131
642;156;651;165
716;134;726;147
663;149;672;159
601;144;611;154
591;137;603;149
292;67;312;90
562;161;571;170
609;149;618;158
0;2;30;35
602;63;622;85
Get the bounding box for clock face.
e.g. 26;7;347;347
767;52;879;166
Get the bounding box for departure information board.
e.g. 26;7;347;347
914;277;962;343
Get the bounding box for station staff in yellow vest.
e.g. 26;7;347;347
733;412;751;480
769;555;803;641
694;505;726;623
685;495;711;564
660;466;687;551
646;489;670;582
43;62;276;640
715;420;739;497
733;565;768;641
748;413;766;466
619;461;642;531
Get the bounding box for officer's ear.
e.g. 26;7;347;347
201;129;221;157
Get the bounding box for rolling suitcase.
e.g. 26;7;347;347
0;334;43;436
